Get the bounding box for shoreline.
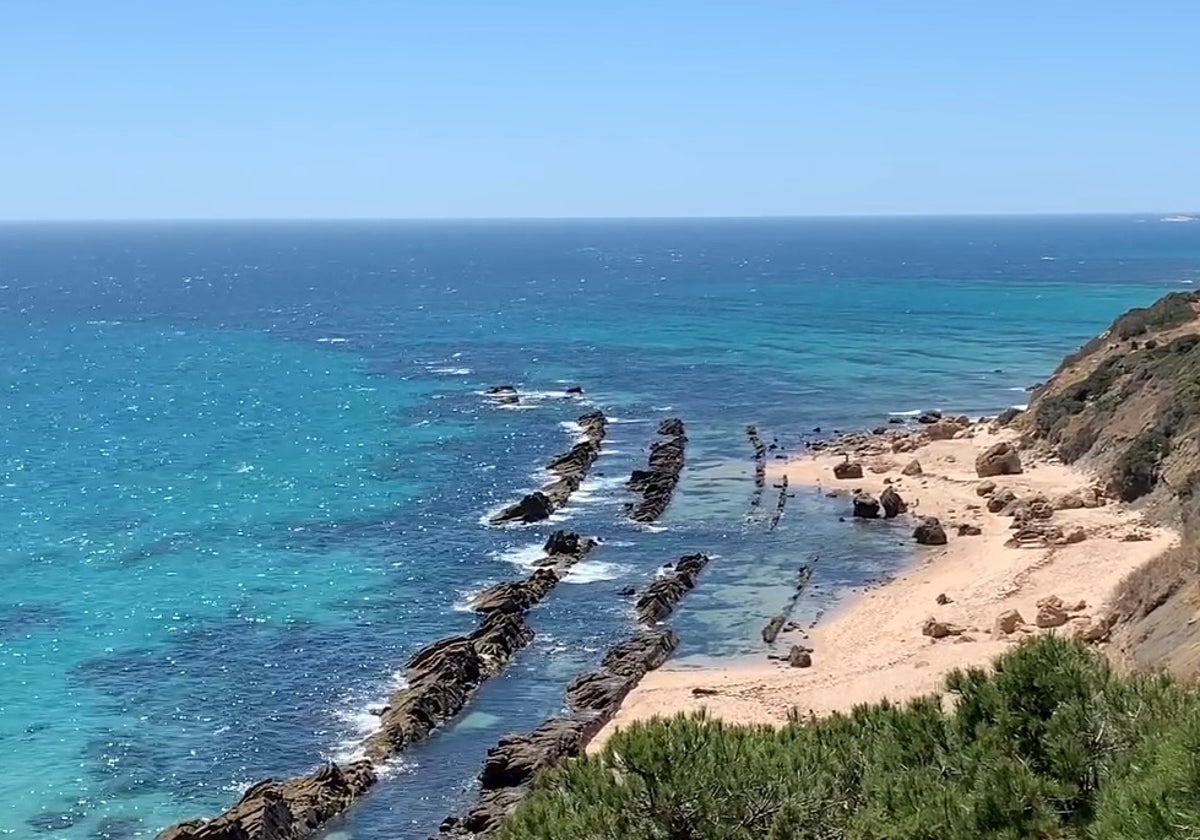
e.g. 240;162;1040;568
591;421;1177;749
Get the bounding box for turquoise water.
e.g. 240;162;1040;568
1;217;1197;837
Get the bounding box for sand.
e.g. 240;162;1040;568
590;423;1176;750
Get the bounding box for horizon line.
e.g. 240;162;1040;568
0;210;1195;225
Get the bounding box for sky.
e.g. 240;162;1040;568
1;1;1197;220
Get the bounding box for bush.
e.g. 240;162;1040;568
1110;429;1170;502
497;637;1200;840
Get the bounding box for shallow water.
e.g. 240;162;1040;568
1;217;1198;837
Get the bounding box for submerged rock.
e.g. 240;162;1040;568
852;493;880;519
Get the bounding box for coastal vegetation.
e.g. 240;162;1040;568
497;636;1200;839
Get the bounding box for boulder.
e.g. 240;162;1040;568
917;410;943;424
954;415;971;426
901;459;923;476
976;480;997;497
1063;527;1087;545
957;523;982;536
936;593;952;605
787;646;813;668
833;461;864;479
852;493;880;519
490;491;554;525
987;488;1018;513
993;609;1025;635
924;420;961;441
879;486;907;519
1035;596;1069;629
913;516;948;546
975;442;1023;477
922;618;964;639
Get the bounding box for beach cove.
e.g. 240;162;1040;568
1;218;1198;838
593;422;1176;747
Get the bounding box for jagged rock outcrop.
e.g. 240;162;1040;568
747;425;767;505
880;486;906;519
766;476;789;530
975;442;1023;477
902;459;923;476
634;553;710;624
627;418;687;522
364;531;594;762
435;628;680;839
852;492;880;519
156;761;376;840
491;411;607;524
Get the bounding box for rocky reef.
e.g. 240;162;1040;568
156;761;377;840
627;418;687;522
363;531;596;761
490;410;607;525
433;552;709;838
156;531;594;840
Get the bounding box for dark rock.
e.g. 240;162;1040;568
987;488;1018;513
917;410;943;424
634;554;710;624
627;418;687;523
489;491;553;525
913;516;948;545
880;486;907;519
902;459;923;476
976;480;997;496
888;416;906;424
761;614;786;644
788;646;812;668
957;523;983;536
565;385;584;395
995;407;1024;426
852;493;880;519
833;461;864;479
155;761;376;840
618;585;636;597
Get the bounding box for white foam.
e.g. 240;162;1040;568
887;409;921;417
452;585;490;612
430;366;472;375
1007;386;1027;392
492;542;549;570
1011;403;1029;411
316;337;349;344
563;560;629;584
327;672;409;763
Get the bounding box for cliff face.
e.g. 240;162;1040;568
1020;290;1200;674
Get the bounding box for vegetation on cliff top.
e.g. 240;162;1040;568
498;636;1200;840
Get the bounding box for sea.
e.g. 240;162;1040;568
1;216;1198;838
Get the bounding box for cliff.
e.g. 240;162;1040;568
1018;290;1200;674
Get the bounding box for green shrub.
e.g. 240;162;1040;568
1111;429;1170;502
497;637;1200;840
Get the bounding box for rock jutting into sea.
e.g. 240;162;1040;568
627;417;687;522
363;531;596;761
156;531;595;840
634;553;711;624
433;548;710;838
490;410;607;525
156;761;377;840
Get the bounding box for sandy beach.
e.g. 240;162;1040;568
591;422;1177;749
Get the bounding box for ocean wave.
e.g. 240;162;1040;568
1011;403;1029;411
491;541;549;570
563;560;629;584
327;671;408;763
316;337;349;344
887;409;921;417
429;366;473;375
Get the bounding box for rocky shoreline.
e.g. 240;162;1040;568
433;552;710;838
155;532;595;840
627;417;687;522
490;410;607;525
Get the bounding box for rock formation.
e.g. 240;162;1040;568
880;486;906;519
975;442;1023;477
491;411;607;524
634;553;710;624
833;460;864;479
852;492;880;519
156;761;376;840
913;516;948;545
627;418;687;522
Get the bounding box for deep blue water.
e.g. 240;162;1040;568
1;216;1198;838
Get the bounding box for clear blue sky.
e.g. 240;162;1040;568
2;1;1197;219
